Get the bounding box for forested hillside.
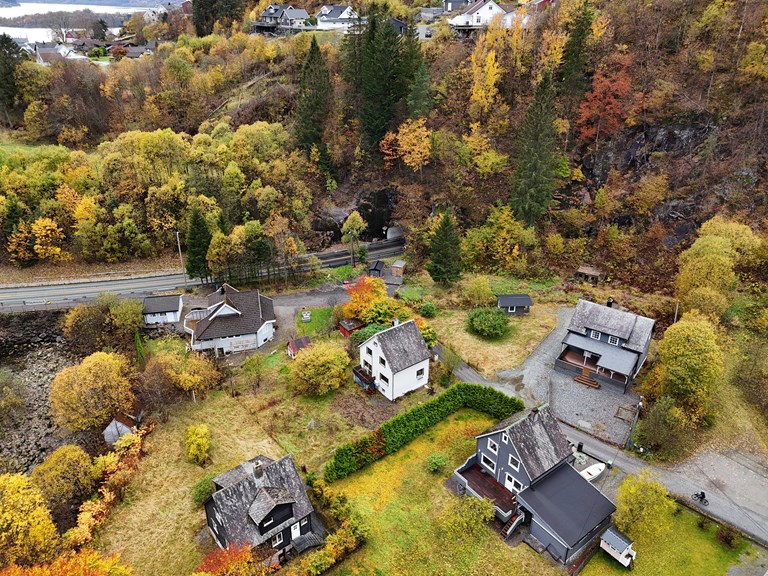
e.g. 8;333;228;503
0;0;766;294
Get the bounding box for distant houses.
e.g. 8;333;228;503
315;4;361;31
142;294;183;325
252;4;311;33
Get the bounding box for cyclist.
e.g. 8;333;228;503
699;491;706;501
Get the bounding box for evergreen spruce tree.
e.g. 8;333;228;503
558;2;593;112
2;193;22;238
407;60;432;119
339;15;367;92
400;22;423;89
186;208;212;281
510;72;560;225
295;37;333;154
426;212;462;284
0;34;22;127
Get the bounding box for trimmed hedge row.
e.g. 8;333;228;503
323;383;524;482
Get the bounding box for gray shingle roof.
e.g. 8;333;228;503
497;294;533;308
568;300;655;353
284;8;309;19
288;336;312;354
360;320;431;373
518;463;616;547
602;526;633;552
209;454;314;547
194;286;275;341
142;294;181;314
317;5;351;18
562;332;639;375
478;406;571;481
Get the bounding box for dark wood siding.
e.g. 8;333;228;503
259;503;294;534
476;431;532;491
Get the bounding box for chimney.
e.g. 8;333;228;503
219;286;225;295
253;459;263;477
393;318;400;327
606;297;614;308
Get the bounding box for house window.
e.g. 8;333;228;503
363;360;372;372
508;306;516;313
379;357;386;367
481;453;496;472
272;532;283;546
300;517;309;526
488;438;498;454
502;432;509;444
476;14;481;22
508;455;520;471
608;335;619;346
417;368;425;379
366;347;372;356
506;473;523;493
380;374;389;385
263;517;273;527
590;330;601;340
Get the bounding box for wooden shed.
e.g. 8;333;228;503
339;318;365;338
600;526;636;569
575;265;603;284
391;260;406;277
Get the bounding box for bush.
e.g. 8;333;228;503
184;424;211;466
717;524;740;548
192;473;217;505
426;453;447;473
291;341;350;396
350;323;389;346
466;307;510;339
698;516;711;530
462;276;494;307
323;383;523;482
419;302;438;318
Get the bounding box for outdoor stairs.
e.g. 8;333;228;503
501;512;523;539
574;367;600;389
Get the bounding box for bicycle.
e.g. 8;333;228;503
692;492;709;506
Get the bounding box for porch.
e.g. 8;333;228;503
455;460;517;517
353;365;376;392
557;349;627;384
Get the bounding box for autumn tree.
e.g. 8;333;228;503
30;445;96;523
576;55;633;149
676;235;737;304
510;72;560;225
295;37;333;155
698;215;761;266
0;473;59;568
344;276;388;319
461;205;536;274
615;470;676;542
192;0;244;36
656;312;724;425
341;211;367;268
427;212;461;284
152;348;221;402
50;351;135;431
0;549;134;576
6;221;35;267
291;341;350;396
186;207;212;281
184;423;211;466
628;172;669;216
396;118;432;174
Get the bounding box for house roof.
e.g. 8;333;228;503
288;336;312;354
577;265;603;277
369;260;385;272
359;320;431;374
562;332;639;375
568;299;655;353
518;463;616;547
102;418;132;445
392;260;406;268
478;406;571;481
209;454;314;547
497;294;533;307
284;8;309;18
194;287;275;341
339;318;365;331
602;526;633;552
317;5;352;18
460;0;510;15
143;294;181;314
261;3;290;16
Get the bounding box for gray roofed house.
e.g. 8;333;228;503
287;335;312;359
143;294;183;325
253;3;310;32
205;455;321;556
315;4;361;30
600;526;636;568
555;299;655;392
356;320;431;401
496;294;533;315
454;406;616;564
183;284;276;356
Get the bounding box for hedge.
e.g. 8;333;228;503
323;383;524;482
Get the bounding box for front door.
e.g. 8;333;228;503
291;521;301;540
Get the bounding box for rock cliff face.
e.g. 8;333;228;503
0;310;65;357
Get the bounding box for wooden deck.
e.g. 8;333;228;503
460;464;517;514
559;351;625;383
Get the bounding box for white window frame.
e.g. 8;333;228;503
506;473;523;493
481;453;496;472
608;335;619;346
300;517;309;526
263;517;273;527
272;532;283;546
476;14;481;22
502;432;509;444
366;347;372;356
590;330;601;340
380;373;389;385
379;357;386;367
508;454;520;471
508;306;516;313
487;438;498;455
416;367;425;379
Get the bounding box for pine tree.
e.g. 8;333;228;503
2;192;23;238
0;34;22;127
407;60;432;118
186;208;212;281
510;72;560;225
426;212;462;284
295;37;333;154
558;2;593;113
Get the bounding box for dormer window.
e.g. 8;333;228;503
263;516;273;527
502;432;509;444
590;330;601;340
608;335;619;346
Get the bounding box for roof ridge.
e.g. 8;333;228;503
357;318;416;348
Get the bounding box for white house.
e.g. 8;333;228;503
143;294;183;325
449;0;522;29
183;284;276;356
356;320;431;401
315;5;361;31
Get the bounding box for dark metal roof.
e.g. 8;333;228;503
209;455;314;547
360;320;431;373
497;294;533;307
194;288;275;341
369;260;385;272
568;300;655;354
602;526;633;552
142;294;181;314
518;463;616;547
478;406;571;481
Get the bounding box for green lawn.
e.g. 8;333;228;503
329;410;562;576
582;508;750;576
296;306;334;336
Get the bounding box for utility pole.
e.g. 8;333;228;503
176;230;188;291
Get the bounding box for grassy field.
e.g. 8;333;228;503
296;306;334;337
330;409;562;576
430;304;560;377
582;508;750;576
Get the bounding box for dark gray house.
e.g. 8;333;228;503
555;299;655;392
496;294;533;315
454;406;616;564
205;455;321;558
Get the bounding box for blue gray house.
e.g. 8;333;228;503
555;299;655;392
205;455;322;560
454;406;616;564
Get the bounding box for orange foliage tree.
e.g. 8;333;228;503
343;276;388;320
0;549;133;576
194;544;279;576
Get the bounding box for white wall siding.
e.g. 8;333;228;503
392;358;430;400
